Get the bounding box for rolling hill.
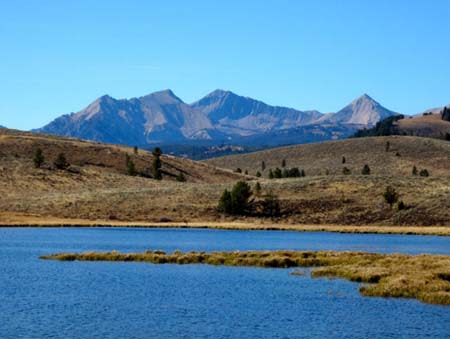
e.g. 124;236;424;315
1;129;450;227
205;135;450;177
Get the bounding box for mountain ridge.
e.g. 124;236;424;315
35;90;400;149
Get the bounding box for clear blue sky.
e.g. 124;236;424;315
1;0;450;130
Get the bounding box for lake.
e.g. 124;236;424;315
1;227;450;338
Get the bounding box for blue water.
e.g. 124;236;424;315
1;228;450;338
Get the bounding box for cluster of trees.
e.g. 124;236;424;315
125;147;164;180
412;165;429;177
383;186;406;210
33;148;69;170
218;181;281;217
353;115;405;138
268;167;305;179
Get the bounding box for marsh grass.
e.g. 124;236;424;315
41;250;450;305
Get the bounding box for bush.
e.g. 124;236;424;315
54;153;69;170
397;200;406;210
254;182;262;195
261;191;281;217
261;161;266;171
383;186;399;208
342;167;351;175
281;159;286;168
342;156;346;164
412;165;418;176
256;171;261;177
235;168;242;173
361;164;371;175
268;169;274;179
33;148;45;168
133;146;138;154
274;167;282;178
419;169;429;177
176;171;186;182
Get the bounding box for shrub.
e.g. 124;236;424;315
254;182;262;195
342;156;346;164
282;168;289;178
397;200;406;210
419;169;429;177
268;169;274;179
256;171;261;177
244;170;248;175
281;159;286;168
361;164;371;175
33;148;45;168
261;191;281;217
261;161;266;171
235;168;242;173
133;146;138;154
176;171;186;182
385;141;390;152
54;153;69;170
383;186;399;208
342;167;351;175
412;165;418;176
274;167;282;178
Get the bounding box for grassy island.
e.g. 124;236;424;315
41;249;450;306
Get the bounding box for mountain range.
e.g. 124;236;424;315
36;90;400;149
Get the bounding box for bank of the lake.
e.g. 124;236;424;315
1;213;450;236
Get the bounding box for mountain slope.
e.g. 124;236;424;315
36;90;400;151
191;89;323;136
206;135;450;177
318;94;399;126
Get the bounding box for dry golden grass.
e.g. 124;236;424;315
1;129;450;228
396;114;450;138
41;249;450;305
205;135;450;177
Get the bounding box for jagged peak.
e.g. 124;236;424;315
140;89;184;103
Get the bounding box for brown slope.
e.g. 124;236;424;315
395;114;450;138
205;136;450;177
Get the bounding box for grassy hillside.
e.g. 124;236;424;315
395;114;450;138
1;130;450;227
205;136;450;177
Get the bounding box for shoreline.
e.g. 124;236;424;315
1;214;450;236
41;249;450;306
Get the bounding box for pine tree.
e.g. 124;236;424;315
274;167;282;178
261;191;280;217
383;186;399;208
268;169;274;179
54;153;69;170
254;182;262;195
125;154;136;176
218;189;232;214
133;146;138;154
412;165;418;176
261;161;266;171
342;156;346;164
361;164;371;175
281;159;286;168
419;169;429;177
256;171;261;177
342;167;351;175
152;147;162;180
385;141;390;152
33;148;45;168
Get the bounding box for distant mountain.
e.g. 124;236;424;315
35;90;399;153
0;125;5;128
191;89;322;136
318;94;399;126
421;103;450;116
